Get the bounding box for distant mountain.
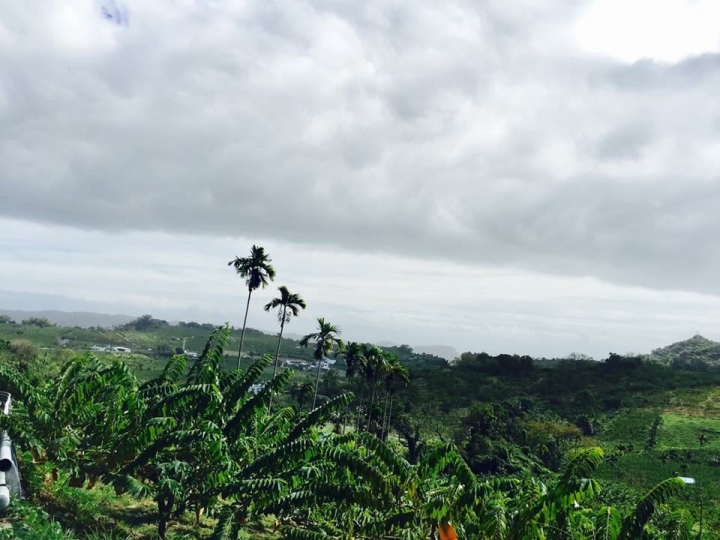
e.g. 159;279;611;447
0;309;134;329
649;334;720;370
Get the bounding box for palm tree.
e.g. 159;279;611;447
264;286;306;411
300;318;343;409
228;245;276;369
289;381;315;411
381;355;409;440
362;345;387;433
336;341;366;433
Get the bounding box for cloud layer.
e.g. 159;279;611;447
2;1;720;356
2;1;720;294
5;218;720;358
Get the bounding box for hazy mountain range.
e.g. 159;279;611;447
0;309;461;360
0;309;135;329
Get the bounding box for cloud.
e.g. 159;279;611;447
1;0;720;300
4;217;720;359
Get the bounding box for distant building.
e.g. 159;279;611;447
113;346;131;353
249;383;265;395
186;351;199;360
309;362;330;371
282;359;309;368
91;345;108;352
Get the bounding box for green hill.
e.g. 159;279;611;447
649;334;720;370
0;315;447;380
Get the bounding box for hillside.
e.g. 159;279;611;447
0;309;135;328
649;334;720;370
0;316;447;379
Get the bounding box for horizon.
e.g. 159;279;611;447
3;1;720;360
1;304;716;361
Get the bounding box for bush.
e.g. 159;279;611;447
7;339;39;373
21;317;55;328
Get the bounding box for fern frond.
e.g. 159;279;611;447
561;447;604;483
620;477;686;539
187;325;230;385
287;393;353;443
665;508;694;540
594;506;622;540
281;527;329;540
210;506;240;540
224;355;273;412
160;354;188;384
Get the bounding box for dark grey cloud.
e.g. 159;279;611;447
2;0;720;296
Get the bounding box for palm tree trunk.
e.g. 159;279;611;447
342;380;351;434
381;391;390;440
268;308;286;413
236;288;253;370
366;379;377;433
355;382;366;433
386;395;394;440
312;352;323;410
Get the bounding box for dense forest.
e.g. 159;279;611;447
1;245;719;539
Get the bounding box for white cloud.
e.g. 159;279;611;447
576;0;720;62
3;218;720;358
1;1;720;356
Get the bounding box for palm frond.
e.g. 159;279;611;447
620;477;686;539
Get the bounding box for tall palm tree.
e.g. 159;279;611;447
289;381;315;411
336;341;366;433
228;245;276;369
381;355;409;440
264;286;306;411
300;318;343;410
362;345;387;433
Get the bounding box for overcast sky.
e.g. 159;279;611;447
2;0;720;358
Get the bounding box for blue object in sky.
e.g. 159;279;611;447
99;0;129;27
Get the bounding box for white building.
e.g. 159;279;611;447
249;383;265;395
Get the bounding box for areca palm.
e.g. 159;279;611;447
381;355;409;440
264;286;306;411
228;245;276;369
336;341;366;433
362;345;387;433
300;318;343;409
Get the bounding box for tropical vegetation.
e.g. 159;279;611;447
0;244;715;538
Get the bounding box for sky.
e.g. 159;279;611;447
1;0;720;359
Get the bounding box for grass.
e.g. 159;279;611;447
657;413;720;450
598;409;658;447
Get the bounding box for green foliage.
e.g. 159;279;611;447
2;315;707;539
22;317;55;328
119;315;168;332
650;334;720;370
